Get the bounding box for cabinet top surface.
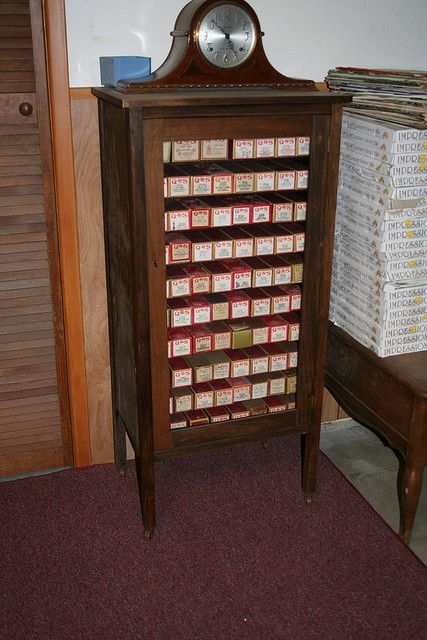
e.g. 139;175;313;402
92;87;352;110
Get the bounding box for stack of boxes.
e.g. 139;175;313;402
330;112;427;356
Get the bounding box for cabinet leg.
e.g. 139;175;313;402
301;427;320;504
113;409;127;475
398;458;423;542
135;455;156;539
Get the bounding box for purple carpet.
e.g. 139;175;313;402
1;437;426;640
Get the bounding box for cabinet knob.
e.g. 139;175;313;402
19;102;33;117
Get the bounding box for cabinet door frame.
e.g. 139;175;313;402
126;105;336;455
41;0;91;466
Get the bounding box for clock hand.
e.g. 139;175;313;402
211;19;228;37
210;19;235;52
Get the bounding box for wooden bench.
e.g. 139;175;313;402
325;323;427;541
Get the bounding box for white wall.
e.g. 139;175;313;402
65;0;427;87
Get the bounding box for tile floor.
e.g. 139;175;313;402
320;419;427;565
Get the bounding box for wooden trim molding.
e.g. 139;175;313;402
42;0;92;466
69;82;329;100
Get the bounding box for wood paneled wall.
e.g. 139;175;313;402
70;91;345;465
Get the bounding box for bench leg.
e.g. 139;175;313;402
398;458;423;542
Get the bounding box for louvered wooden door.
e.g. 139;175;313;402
0;0;72;475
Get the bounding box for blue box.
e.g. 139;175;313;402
100;56;151;87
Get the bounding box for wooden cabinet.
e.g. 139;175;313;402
93;87;350;538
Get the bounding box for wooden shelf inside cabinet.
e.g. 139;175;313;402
93;87;351;538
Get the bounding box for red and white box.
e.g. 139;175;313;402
296;136;310;156
184;409;209;427
264;395;287;413
223;259;252;289
205;351;231;380
260;192;293;223
170;413;187;430
244;287;271;316
200;139;228;161
186;324;213;352
295;203;307;221
181;263;211;295
232;139;255;159
218;195;252;225
280;284;301;310
224;228;254;258
176;164;212;195
241;257;273;288
280;312;300;341
202;229;233;260
224;348;250;378
206;321;232;350
166;232;191;263
255;138;275;158
262;315;289;342
186;354;213;384
168;327;192;358
169;356;192;388
261;223;293;254
262;343;288;371
202;164;234;194
292;223;305;252
203;261;232;293
280;160;308;189
168;298;192;327
230;377;251;402
164;165;191;197
282;342;298;367
277;224;304;253
238;194;271;223
165;200;191;231
251;227;275;256
246;317;269;344
203;293;230;321
265;285;291;314
252;165;276;192
192;175;213;196
289;193;307;221
172;140;200;162
227;402;250;420
247;374;269;399
295;168;308;190
274;165;296;191
185;295;212;324
237;161;275;192
191;382;214;409
166;265;191;298
179;197;210;228
268;372;286;395
186;351;214;381
233;167;255;193
181;231;213;262
205;406;230;423
210;378;233;406
244;345;269;374
171;387;193;413
261;255;292;285
224;291;250;319
208;201;233;227
276;137;296;157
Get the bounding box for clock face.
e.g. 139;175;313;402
196;3;256;69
